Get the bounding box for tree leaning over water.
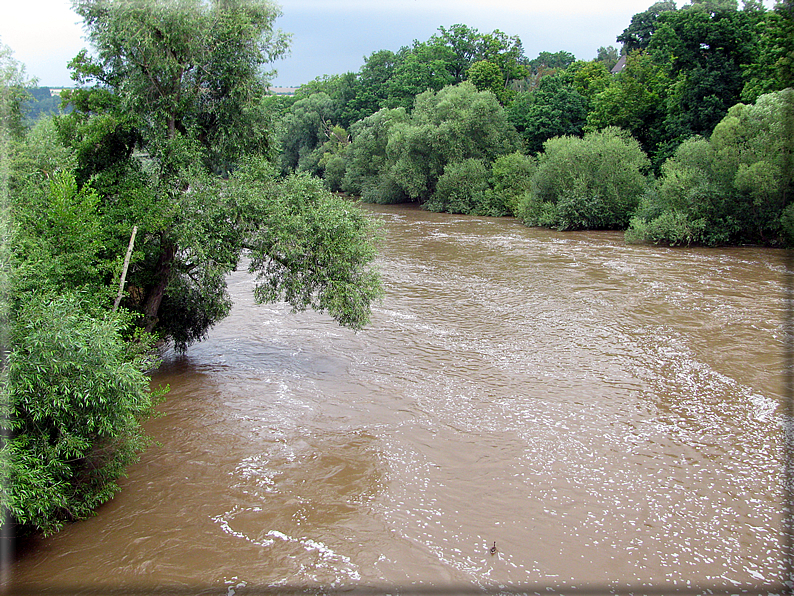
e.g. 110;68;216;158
62;0;382;349
1;0;382;536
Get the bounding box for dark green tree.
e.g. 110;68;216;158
648;2;764;145
507;74;588;154
741;0;794;101
585;51;670;166
382;42;457;110
616;0;678;52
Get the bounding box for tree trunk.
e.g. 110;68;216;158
143;241;176;333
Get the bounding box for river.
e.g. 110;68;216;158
8;204;791;594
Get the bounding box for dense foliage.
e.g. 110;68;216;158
272;0;793;245
517;128;651;230
626;88;794;245
2;0;382;536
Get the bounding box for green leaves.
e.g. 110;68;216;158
626;88;794;245
518;127;650;230
241;172;382;331
2;292;158;535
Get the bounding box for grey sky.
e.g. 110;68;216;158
0;0;776;87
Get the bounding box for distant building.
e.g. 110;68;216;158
610;55;627;75
267;87;298;96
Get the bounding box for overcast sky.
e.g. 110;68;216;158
0;0;776;87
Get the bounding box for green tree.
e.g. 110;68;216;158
741;0;794;101
528;51;576;73
434;24;529;85
585;51;670;166
1;291;160;536
63;0;382;346
3;161;161;536
467;60;513;104
507;74;589;154
617;0;678;52
343;49;398;122
341;107;409;203
627;88;794;245
382;42;457;110
595;46;620;71
278;92;339;174
648;2;764;145
385;82;521;203
568;60;612;100
489;151;537;216
518;127;650;230
0;42;33;142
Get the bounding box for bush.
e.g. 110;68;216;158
1;293;160;536
425;159;490;214
517;127;650;230
625;211;706;245
626;89;794;246
489;152;536;216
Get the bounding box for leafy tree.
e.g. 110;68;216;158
385;82;521;202
585;51;670;166
568;60;612;100
518;127;650;230
617;0;678;52
278;92;339;174
528;51;576;73
0;42;33;142
627;88;794;245
741;0;794;101
341;107;409;203
1;291;160;536
343;49;398;122
595;46;620;71
3;159;161;535
467;60;513;104
434;24;529;85
382;42;457;110
648;2;764;145
507;74;588;154
62;0;382;347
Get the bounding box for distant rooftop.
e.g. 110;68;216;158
610;55;627;75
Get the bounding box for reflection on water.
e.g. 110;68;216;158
8;204;790;594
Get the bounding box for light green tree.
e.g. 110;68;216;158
518;127;650;230
386;82;521;203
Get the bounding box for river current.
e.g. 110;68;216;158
8;204;791;594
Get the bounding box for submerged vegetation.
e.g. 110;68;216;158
1;0;793;537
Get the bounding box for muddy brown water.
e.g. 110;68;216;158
7;204;791;594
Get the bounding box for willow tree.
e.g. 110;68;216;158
61;0;381;350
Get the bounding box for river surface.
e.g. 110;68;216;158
8;204;792;594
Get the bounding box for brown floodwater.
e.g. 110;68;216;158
7;204;792;594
